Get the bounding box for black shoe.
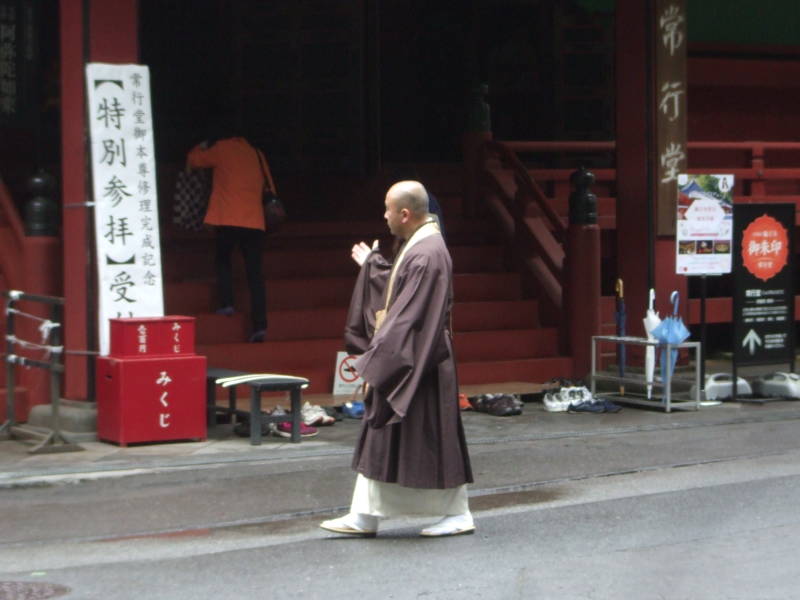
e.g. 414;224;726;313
233;412;272;437
248;329;266;343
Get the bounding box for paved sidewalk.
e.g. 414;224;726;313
3;382;800;489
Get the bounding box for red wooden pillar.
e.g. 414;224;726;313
615;0;687;338
60;0;139;400
565;224;601;379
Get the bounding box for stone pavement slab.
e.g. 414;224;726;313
2;390;800;489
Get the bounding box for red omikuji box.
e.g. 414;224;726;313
109;316;196;358
96;355;207;446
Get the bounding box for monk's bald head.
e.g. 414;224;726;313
384;180;430;239
387;181;429;217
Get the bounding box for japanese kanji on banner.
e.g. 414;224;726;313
675;173;734;275
86;63;164;355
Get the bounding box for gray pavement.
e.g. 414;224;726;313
3;376;800;599
2;387;799;490
0;359;782;488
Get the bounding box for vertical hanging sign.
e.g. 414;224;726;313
654;0;687;236
86;63;164;355
0;0;35;124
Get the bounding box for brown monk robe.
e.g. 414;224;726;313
346;233;473;488
321;180;475;538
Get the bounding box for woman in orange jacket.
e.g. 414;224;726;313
187;135;277;342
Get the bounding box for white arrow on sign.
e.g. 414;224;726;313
742;329;762;355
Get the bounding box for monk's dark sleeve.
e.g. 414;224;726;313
354;251;450;426
344;251;391;354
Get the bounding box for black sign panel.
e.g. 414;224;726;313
733;203;795;366
0;0;35;125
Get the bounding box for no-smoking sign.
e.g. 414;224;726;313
333;351;364;394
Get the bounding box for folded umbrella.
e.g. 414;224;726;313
652;290;690;386
642;288;661;399
615;278;626;395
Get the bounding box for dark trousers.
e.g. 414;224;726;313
215;226;267;331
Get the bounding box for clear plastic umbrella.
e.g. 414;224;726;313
652;290;690;385
642;288;661;399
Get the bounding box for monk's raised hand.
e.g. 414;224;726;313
352;241;372;266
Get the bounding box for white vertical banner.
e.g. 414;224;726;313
85;63;164;355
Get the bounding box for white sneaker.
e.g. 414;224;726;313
302;401;335;426
543;391;567;412
420;512;476;537
320;513;378;537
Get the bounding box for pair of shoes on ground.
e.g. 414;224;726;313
301;401;336;426
271;406;319;437
543;386;591;412
319;512;475;538
232;408;319;438
339;401;364;419
468;393;523;416
567;397;622;414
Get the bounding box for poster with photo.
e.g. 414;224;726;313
86;63;164;355
675;173;734;275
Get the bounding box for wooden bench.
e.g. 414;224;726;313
206;367;310;445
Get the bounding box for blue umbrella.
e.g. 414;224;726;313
652;290;690;384
615;279;626;395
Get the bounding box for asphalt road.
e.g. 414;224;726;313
2;418;800;599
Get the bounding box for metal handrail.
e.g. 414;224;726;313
1;290;81;453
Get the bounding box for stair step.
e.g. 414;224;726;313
165;217;497;253
199;329;555;373
453;300;538;331
165;244;506;281
196;307;348;343
165;272;523;313
454;328;559;362
206;355;573;398
200;328;564;395
196;298;540;344
458;356;573;385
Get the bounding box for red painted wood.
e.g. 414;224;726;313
59;0;140;400
615;0;652;344
59;0;89;400
564;224;601;379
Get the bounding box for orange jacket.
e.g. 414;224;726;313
187;137;276;231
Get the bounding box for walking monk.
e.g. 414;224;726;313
320;180;475;538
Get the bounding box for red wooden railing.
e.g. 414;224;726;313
0;177;24;290
473;139;800;327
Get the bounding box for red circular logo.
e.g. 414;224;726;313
741;214;789;281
